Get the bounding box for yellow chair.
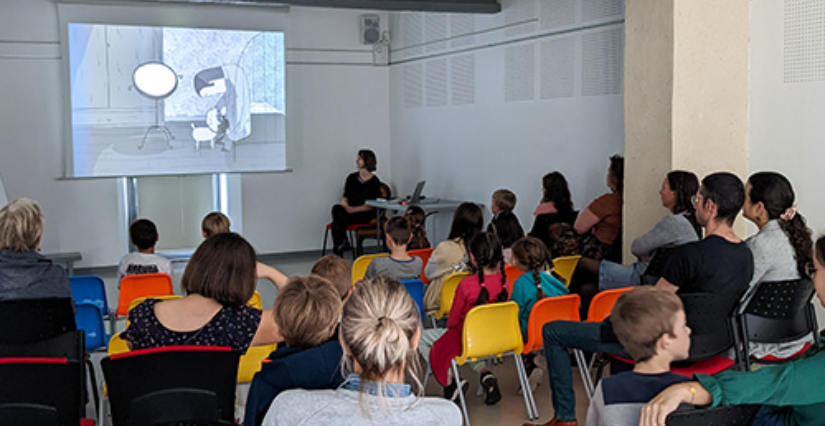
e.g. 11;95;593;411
246;291;263;309
107;332;130;356
351;253;390;283
552;255;581;286
238;343;277;383
451;302;538;425
431;271;471;322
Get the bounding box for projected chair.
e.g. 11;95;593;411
132;62;179;150
192;64;251;153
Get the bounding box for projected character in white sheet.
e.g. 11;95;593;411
191;64;251;152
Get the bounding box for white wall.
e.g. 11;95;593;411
0;0;390;266
388;0;625;240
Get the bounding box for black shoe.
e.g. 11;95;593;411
481;371;502;405
443;378;469;403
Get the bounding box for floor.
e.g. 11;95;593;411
79;249;593;426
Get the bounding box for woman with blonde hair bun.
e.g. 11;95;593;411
264;276;462;426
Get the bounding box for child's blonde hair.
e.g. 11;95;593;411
0;198;43;252
341;277;423;400
311;255;352;300
492;189;517;213
273;275;342;348
201;212;231;238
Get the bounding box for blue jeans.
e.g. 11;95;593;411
599;260;642;290
542;320;628;421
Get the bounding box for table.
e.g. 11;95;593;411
43;252;82;276
366;198;465;249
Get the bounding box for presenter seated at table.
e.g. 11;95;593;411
331;149;382;256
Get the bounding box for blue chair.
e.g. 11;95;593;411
71;275;114;333
75;302;108;352
400;279;426;321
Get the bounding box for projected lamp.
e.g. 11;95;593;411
133;62;179;150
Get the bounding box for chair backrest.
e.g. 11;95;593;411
0;298;77;344
523;294;581;353
127;294;183;314
351;253;390;283
641;247;676;285
75;302;107;351
0;356;83;426
587;287;632;323
247;290;263;310
70;275;109;315
407;248;434;284
116;273;174;316
666;404;759;426
457;301;523;363
102;346;240;426
504;264;523;295
552;255;581;286
681;293;736;361
434;271;472;320
108;332;130;357
400;279;426;320
0;331;86;426
238;343;277;384
741;279;817;343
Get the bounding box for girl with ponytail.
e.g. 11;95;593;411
742;171;814;359
510;236;569;340
418;232;509;407
265;277;461;426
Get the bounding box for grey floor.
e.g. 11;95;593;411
80;250;593;426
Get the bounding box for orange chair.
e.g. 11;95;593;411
522;294;582;354
407;247;434;284
504;264;524;296
116;273;174;317
575;287;633;398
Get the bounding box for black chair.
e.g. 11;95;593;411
102;346;241;426
0;349;87;426
641;247;676;285
736;279;818;371
0;298;76;344
666;404;759;426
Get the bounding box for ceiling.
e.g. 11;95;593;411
125;0;501;13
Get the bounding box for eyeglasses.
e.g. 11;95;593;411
806;264;817;279
691;195;700;205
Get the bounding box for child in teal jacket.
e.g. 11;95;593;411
510;236;569;339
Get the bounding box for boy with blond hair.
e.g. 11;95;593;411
585;287;692;426
364;216;422;281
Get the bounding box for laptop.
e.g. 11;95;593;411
405;181;439;205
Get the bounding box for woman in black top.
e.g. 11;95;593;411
331;149;382;255
529;172;577;250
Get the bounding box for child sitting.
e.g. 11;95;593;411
364;217;423;281
245;275;344;426
419;232;509;405
118;219;172;282
310;254;353;300
200;211;288;289
405;205;431;250
487;189;524;264
510;236;569;387
585;287;691;426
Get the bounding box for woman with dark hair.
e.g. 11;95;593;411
122;233;281;352
529;172;577;249
551;155;624;261
423;202;483;312
579;170;702;290
639;234;825;426
330;149;382;256
742;171;813;359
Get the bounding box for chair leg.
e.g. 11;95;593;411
513;353;538;420
85;358;100;415
322;227;330;256
452;360;471;426
573;349;594;399
98;384;106;426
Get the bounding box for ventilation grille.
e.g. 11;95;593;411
451;54;476;105
404;63;423;108
541;0;577;29
583;0;624;22
784;0;825;83
582;28;622;96
541;37;576;99
425;58;448;107
450;14;476;48
505;44;536;101
505;0;537;37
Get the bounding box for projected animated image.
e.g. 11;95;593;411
67;24;286;177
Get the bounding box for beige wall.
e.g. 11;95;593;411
624;0;749;260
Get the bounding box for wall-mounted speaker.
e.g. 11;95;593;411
360;14;380;45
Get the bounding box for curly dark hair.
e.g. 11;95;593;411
608;155;624;194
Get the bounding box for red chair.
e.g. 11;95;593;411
407;247;434;283
116;273;174;318
504;264;524;296
321;221;376;260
